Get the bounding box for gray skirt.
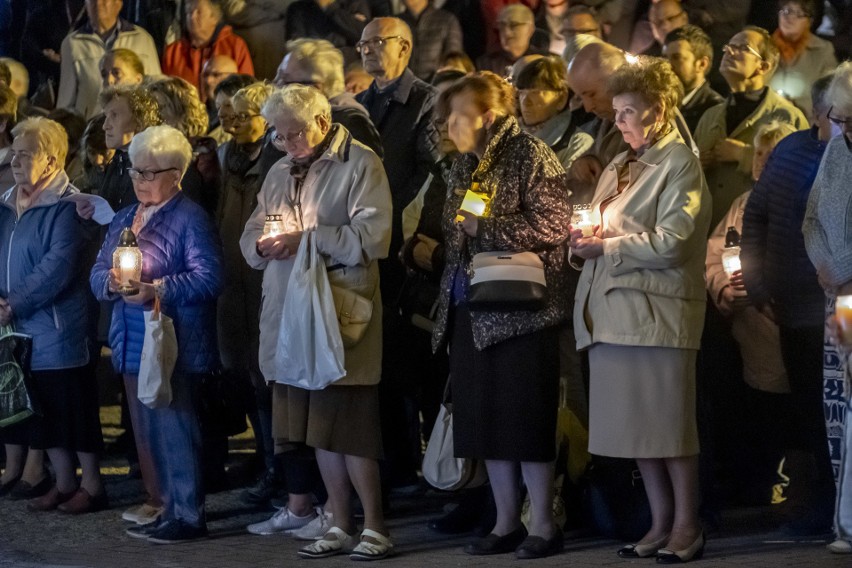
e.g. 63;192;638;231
588;343;699;458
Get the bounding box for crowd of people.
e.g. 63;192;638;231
0;0;850;562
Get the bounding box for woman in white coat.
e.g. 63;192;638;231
240;85;394;560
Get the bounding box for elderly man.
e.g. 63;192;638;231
664;25;724;133
694;25;808;229
400;0;463;80
57;0;161;119
477;4;545;76
645;0;689;56
162;0;254;100
275;39;383;157
355;16;441;495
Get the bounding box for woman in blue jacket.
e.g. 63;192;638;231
0;117;106;513
91;125;224;544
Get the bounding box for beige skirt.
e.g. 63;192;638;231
588;343;699;458
272;383;383;460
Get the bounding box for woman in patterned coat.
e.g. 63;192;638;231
431;71;572;560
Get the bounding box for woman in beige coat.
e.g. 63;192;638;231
239;85;394;560
570;57;711;563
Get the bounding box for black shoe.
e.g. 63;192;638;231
240;470;280;505
0;474;21;497
515;528;564;559
464;526;528;555
146;519;208;544
8;476;52;501
126;518;164;540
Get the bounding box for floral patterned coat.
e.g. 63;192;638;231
431;115;573;352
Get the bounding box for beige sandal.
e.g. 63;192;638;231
297;526;356;559
350;528;395;561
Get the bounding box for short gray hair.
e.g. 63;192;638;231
284;39;345;97
262;85;331;126
12;117;68;168
128;125;193;176
828;61;852;116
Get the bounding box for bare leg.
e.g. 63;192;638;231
77;452;103;495
345;455;386;536
664;455;702;550
45;448;77;494
1;444;24;484
316;448;353;535
21;449;46;485
636;457;674;544
485;459;522;536
520;461;556;538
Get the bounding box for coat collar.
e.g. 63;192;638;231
727;88;787;138
281;124;353;169
366;68;417;105
608;127;684;170
472;115;521;183
524;105;574;148
1;170;73;212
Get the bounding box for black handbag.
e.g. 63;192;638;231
197;369;250;438
0;328;38;428
581;456;652;541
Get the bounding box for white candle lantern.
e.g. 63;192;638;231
572;204;596;237
263;214;285;237
721;226;742;277
112;228;142;296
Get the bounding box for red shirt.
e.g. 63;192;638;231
162;24;254;100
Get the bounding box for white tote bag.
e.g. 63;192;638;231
137;296;177;408
275;231;346;389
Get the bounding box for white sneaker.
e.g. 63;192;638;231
292;508;334;541
122;503;164;525
247;506;317;535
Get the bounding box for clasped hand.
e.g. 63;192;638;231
108;269;156;304
0;297;12;326
256;231;303;261
568;225;603;259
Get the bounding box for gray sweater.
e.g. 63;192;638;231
803;136;852;292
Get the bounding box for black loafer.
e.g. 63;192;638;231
464;526;528;555
515;528;564;559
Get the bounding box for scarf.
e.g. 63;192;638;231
772;28;811;64
288;125;337;184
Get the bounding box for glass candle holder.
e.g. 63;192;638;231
112;228;142;296
572;204;595;237
836;295;852;344
263;214;285;237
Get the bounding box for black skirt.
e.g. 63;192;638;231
449;305;559;462
29;366;104;454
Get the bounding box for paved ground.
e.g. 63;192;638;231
0;405;849;567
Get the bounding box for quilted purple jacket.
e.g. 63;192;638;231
90;192;224;375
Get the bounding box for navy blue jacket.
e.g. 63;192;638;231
0;174;90;370
91;192;224;375
741;127;827;328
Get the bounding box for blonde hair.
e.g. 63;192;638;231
129;125;194;176
147;76;209;137
607;55;684;125
262;85;331;126
232;82;276;115
753;120;797;148
12;117;69;168
437;71;517;121
284;39;346;97
99;85;162;132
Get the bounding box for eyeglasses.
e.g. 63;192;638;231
827;107;852;128
271;127;307;149
355;36;404;53
650;11;685;28
496;20;530;31
779;7;810;19
127;167;177;181
233;112;260;123
723;43;764;60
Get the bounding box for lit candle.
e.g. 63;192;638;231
263;214;285;237
572;205;596;237
456;186;489;222
721;247;742;277
112;228;142;296
836;295;852;344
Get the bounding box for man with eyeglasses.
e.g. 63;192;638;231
355;16;442;499
476;4;546;76
694;25;808;230
201;55;238;142
643;0;689;56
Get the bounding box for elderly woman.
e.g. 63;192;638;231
770;0;838;118
431;71;571;559
99;48;146;89
91;125;224;544
803;61;852;554
569;57;710;563
240;85;393;560
99;86;162;211
147;76;220;217
516;56;593;171
0;117;106;513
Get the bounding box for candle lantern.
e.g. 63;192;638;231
455;183;490;222
571;204;596;237
263;214;285;237
112;228;142;296
836;295;852;344
721;226;742;277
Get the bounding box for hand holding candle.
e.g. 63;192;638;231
455;187;489;223
835;295;852;345
571;204;596;237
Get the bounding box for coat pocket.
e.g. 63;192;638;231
602;287;657;334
